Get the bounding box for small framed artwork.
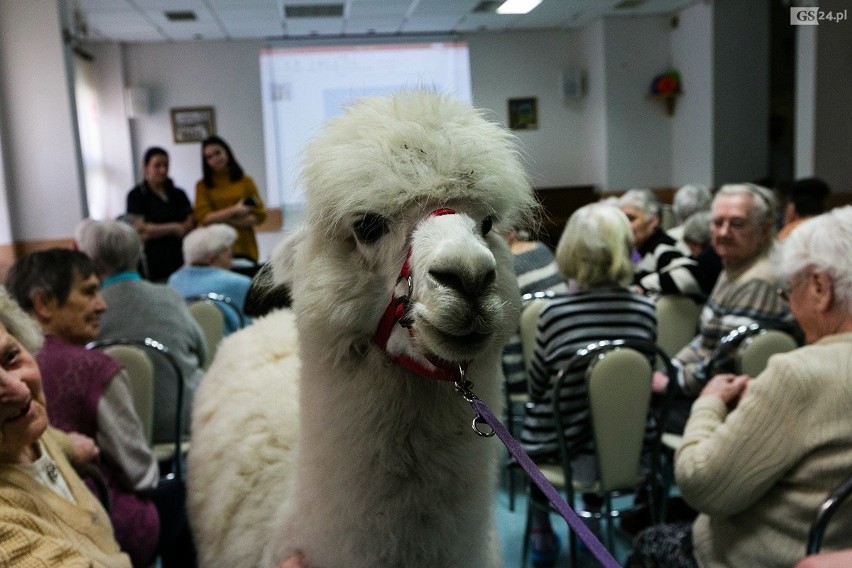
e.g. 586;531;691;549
170;106;216;143
507;97;538;130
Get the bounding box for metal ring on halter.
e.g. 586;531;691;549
472;415;495;437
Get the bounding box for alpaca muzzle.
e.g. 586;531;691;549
372;208;466;382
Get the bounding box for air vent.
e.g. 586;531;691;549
164;10;197;21
284;4;344;18
614;0;647;9
472;1;500;13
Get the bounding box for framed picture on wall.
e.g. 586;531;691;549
507;97;538;130
170;106;216;143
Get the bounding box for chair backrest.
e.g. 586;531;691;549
736;329;798;377
585;347;653;492
87;337;185;480
188;300;226;368
659;203;675;231
519;298;548;374
101;343;155;445
655;295;702;357
186;292;246;328
807;475;852;554
707;322;799;378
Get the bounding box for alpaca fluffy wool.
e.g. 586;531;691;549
187;308;300;568
188;91;538;568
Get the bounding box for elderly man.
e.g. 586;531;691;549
629;205;852;568
167;223;252;335
653;183;801;432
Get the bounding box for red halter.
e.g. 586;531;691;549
372;208;465;382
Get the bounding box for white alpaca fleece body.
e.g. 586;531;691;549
188;91;538;568
187;308;300;568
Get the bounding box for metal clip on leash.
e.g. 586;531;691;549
453;365;494;438
454;365;622;568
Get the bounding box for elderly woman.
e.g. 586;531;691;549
0;285;132;567
518;202;657;565
627;205;852;567
619;188;704;299
6;248;163;566
167;223;253;335
75;219;207;447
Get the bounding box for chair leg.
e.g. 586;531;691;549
520;492;532;568
605;494;614;552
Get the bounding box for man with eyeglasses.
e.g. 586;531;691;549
653;183;801;433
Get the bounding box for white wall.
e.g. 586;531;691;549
794;25;816;179
578;20;607;187
469;30;593;189
602;16;673;191
122;40;267;204
670;1;714;187
0;0;85;242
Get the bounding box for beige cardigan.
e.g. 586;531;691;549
0;427;131;568
676;332;852;567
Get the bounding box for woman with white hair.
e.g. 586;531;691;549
628;206;852;568
669;184;713;252
519;202;657;565
618;189;705;299
167;224;253;334
75;219;207;449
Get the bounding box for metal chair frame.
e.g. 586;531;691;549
184;292;246;329
520;338;678;566
807;474;852;555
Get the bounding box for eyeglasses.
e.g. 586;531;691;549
777;271;812;302
711;217;751;231
204;148;224;160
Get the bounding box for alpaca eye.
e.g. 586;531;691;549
481;216;493;236
353;213;389;244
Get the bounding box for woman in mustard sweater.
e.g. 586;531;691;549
194;135;267;264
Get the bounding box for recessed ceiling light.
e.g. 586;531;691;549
496;0;542;15
164;10;197;22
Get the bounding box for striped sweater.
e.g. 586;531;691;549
673;251;801;397
519;288;657;461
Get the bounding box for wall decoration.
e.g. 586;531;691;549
170;106;216;143
507;97;538;130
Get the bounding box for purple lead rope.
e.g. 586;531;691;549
470;398;622;568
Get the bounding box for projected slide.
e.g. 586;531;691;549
259;42;472;217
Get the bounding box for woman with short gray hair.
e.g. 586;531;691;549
618;189;708;299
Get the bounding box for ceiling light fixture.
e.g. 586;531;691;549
496;0;542;15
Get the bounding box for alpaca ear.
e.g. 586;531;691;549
244;228;304;317
244;264;292;317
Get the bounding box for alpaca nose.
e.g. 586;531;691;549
428;267;496;298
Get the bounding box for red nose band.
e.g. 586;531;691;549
372;206;463;382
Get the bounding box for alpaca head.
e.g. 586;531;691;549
249;91;537;375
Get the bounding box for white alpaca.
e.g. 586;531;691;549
187;91;537;568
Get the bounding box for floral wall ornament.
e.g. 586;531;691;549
650;69;682;115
